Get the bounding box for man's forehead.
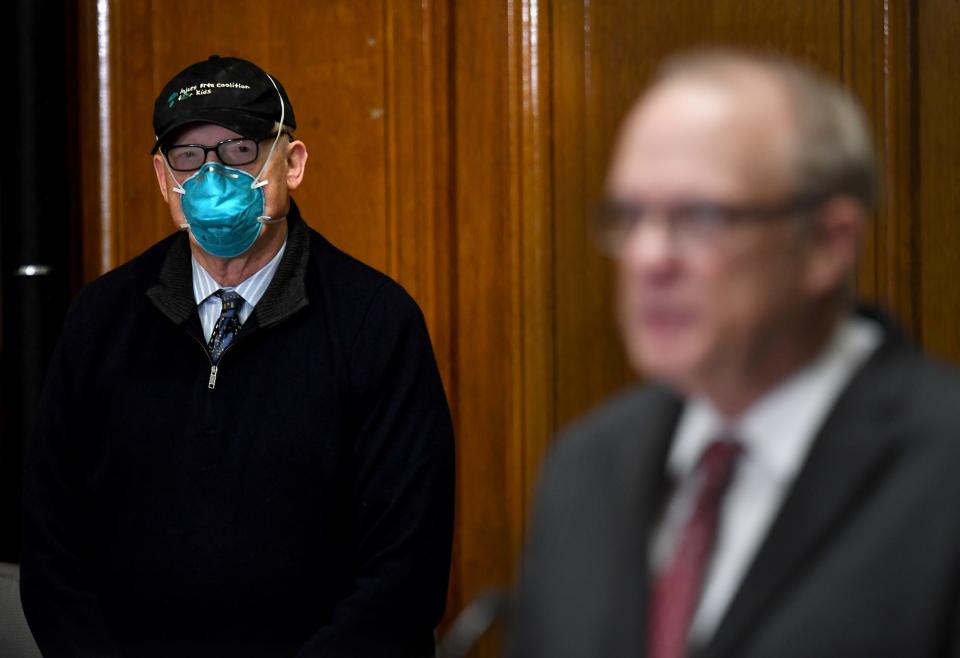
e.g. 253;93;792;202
609;76;795;196
626;84;739;153
636;73;789;142
169;122;246;144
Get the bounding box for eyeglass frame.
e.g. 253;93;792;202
160;132;291;172
589;192;828;257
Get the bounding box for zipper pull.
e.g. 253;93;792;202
208;365;219;390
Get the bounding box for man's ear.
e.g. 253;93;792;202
803;196;867;295
153;155;170;202
284;140;308;191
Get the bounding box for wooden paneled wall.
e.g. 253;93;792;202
915;0;960;360
74;1;959;655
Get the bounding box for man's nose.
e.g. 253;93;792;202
619;214;681;273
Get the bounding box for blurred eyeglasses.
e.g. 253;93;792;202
590;194;823;257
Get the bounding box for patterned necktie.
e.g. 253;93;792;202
207;289;243;364
648;439;743;658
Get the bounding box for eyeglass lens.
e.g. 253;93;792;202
165;138;259;171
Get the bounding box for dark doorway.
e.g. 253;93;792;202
1;0;79;561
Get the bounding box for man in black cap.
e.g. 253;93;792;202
21;55;455;658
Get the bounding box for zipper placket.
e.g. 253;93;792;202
190;333;239;391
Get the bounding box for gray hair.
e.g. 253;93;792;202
272;121;295;140
656;49;878;211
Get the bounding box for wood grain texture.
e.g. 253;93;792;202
843;0;919;336
507;0;555;565
449;1;514;647
380;0;454;383
379;0;459;628
916;0;960;361
445;2;559;651
77;0;110;282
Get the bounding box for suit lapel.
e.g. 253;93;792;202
704;323;915;658
632;386;685;543
627;387;684;652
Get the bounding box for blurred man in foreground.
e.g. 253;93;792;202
509;50;960;658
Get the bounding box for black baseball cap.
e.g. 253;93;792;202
151;55;297;153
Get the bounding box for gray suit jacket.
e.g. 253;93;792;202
509;313;960;657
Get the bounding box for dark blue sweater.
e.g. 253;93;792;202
21;201;455;658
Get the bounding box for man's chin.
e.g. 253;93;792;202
630;341;704;390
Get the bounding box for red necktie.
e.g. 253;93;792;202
647;439;742;658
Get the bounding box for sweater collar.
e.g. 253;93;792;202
147;198;311;329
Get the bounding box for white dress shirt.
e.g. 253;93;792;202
649;315;882;646
191;240;286;343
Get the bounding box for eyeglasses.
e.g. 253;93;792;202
161;134;287;172
590;194;823;257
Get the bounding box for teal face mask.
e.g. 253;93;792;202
178;162;267;258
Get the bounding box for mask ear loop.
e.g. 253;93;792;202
157;147;192;230
252;73;287;226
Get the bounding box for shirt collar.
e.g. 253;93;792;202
191;238;287;307
668;315;882;484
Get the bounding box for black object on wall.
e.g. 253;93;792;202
1;0;77;561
